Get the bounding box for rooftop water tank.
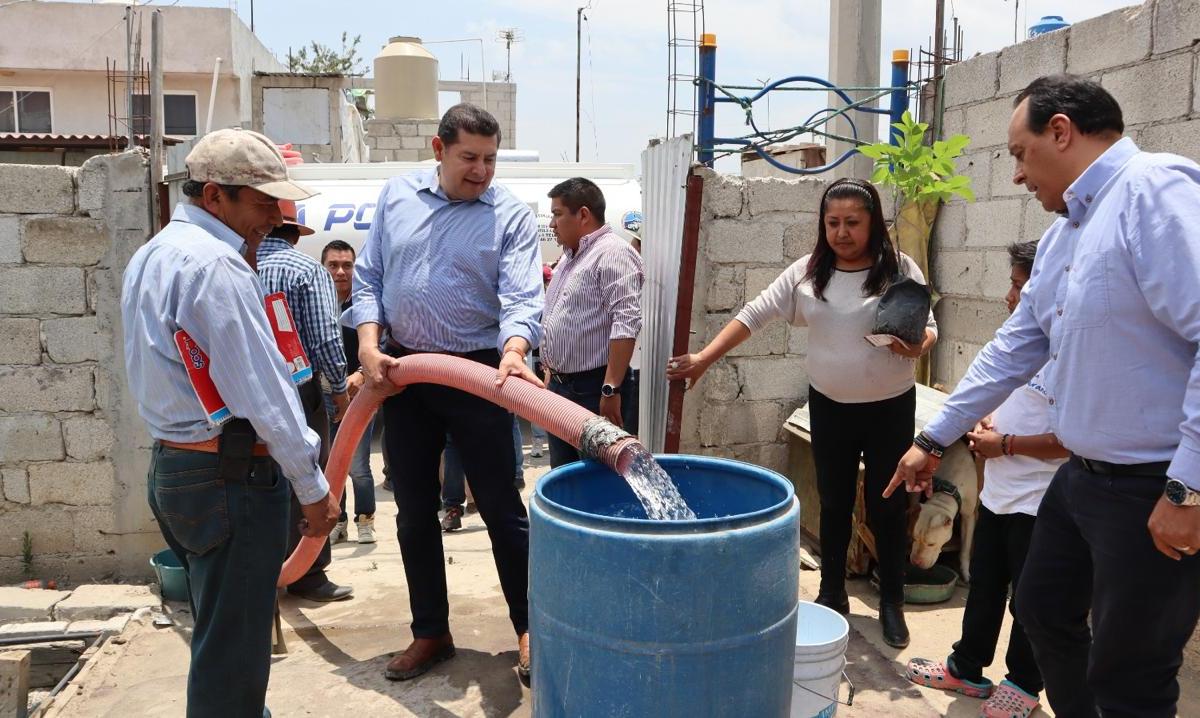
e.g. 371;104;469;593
374;36;438;120
1029;15;1071;38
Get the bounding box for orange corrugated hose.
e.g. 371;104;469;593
278;353;639;586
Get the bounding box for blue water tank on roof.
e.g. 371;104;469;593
1029;15;1071;38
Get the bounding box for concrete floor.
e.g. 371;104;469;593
40;439;1200;717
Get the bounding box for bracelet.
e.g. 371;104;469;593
913;431;946;458
1002;434;1014;456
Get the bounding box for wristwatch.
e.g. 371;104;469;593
1164;478;1200;507
913;431;946;459
601;383;620;398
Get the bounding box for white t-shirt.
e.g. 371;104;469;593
735;253;937;404
981;367;1066;516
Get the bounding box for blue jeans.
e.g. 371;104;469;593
442;417;524;509
147;443;288;718
325;393;377;519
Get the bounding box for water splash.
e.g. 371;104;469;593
617;443;697;521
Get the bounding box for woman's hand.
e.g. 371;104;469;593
887;338;924;359
666;352;710;390
966;427;1005;459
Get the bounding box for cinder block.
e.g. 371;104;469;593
943;50;999;108
963;97;1014;149
702;361;740;402
0;266;87;315
0;216;19;264
982;250;1015;300
705;220;784;264
53;584;160;621
744;266;783;303
27;462;113;507
957;150;992;202
374;136;402;150
41;317;104;364
0;416;63;463
1102;53;1192;126
0;319;40;365
0;588;71;624
700;170;745;218
62;417;115;462
0;621;66;638
418;123;441;135
396;123;418;137
934;250;984;298
788;326;808;355
745;177;826;216
1022;199;1061;243
964;199;1024;248
364;120;395;136
2;469;30;504
400;136;429;150
989;149;1026;198
940;108;966;138
1155;0;1200;54
69;507;118;555
699;400;785;446
933;296;1010;346
64;614;130;635
725;317;789;357
1067;4;1152;75
91;191;148;231
0;165;74;215
783;215;818;262
1139;119;1200;164
998;30;1066;95
698;441;792;475
0;366;93;412
933;201;967;248
734;356;807;401
0;506;76;558
704;264;743;312
393;149;421;162
100;151;148;192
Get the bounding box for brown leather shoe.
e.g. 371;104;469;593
517;632;531;683
384;634;456;681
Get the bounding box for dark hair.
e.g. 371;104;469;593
1007;240;1038;274
321;239;355;263
547;177;606;225
803;178;899;300
1015;74;1124;136
438;103;502;147
181;180;242;199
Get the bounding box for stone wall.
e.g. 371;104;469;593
364;118;440;162
932;0;1200;388
0;152;158;583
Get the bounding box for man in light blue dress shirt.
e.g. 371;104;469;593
351;104;544;682
887;76;1200;717
122;128;340;718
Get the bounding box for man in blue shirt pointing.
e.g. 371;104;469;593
887;75;1200;717
352;104;543;682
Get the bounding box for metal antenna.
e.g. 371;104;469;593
496;28;523;82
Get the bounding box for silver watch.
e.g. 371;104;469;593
1164;478;1200;507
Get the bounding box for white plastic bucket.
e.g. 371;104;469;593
791;601;851;718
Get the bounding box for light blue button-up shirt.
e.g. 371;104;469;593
351;168;543;353
926;138;1200;489
122;203;330;504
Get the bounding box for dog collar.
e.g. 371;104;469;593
930;477;963;514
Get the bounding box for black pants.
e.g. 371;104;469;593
381;348;529;638
286;377;333;592
808;385;914;604
1015;458;1200;717
547;366;637;468
949;505;1041;695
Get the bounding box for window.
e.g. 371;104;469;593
0;89;52;133
132;93;197;136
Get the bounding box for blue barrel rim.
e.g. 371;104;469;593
533;453;796;533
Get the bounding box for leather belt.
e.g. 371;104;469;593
160;438;271;457
1075;455;1170;478
548;365;607;384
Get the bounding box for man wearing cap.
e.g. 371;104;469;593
256;200;354;603
353;103;543;682
122;128;340;718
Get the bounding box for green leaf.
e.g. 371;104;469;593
870;166;890;184
857;144;887;159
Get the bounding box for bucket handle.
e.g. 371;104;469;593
792;671;855;708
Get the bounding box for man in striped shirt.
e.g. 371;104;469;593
257;200;353;603
542;177;644;467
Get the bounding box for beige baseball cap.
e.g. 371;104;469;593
185;128;316;201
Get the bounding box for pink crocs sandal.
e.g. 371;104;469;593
905;657;995;699
980;680;1039;718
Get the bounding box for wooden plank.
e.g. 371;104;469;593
0;650;30;718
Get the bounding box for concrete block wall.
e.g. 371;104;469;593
439;80;517;150
365;118;439;162
932;0;1200;389
0;151;158;583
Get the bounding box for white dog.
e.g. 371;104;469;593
909;439;979;582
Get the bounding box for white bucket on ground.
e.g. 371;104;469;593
791;601;850;718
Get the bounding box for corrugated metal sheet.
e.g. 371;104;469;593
638;135;694;452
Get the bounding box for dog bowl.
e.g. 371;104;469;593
904;564;959;604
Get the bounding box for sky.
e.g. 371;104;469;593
141;0;1135;169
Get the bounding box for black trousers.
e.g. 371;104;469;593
546;366;637;468
808;386;914;604
286;377;333;592
381;348;529;638
949;505;1041;695
1015;458;1200;717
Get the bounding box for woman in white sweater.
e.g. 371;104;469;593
668;178;936;648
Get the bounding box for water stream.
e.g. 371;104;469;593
617;443;697;521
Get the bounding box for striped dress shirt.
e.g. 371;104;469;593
541;224;644;374
121;203;329;505
351;168;543;353
256;237;348;393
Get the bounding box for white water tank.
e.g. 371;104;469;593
374;36;438;120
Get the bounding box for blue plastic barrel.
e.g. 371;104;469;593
530;455;800;717
1029;15;1070;38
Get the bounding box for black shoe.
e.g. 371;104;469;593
441;506;463;532
382;477;393;492
287;581;354;603
880;602;910;648
814;592;850;616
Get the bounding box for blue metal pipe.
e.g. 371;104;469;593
696;34;717;166
888;50;911;146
